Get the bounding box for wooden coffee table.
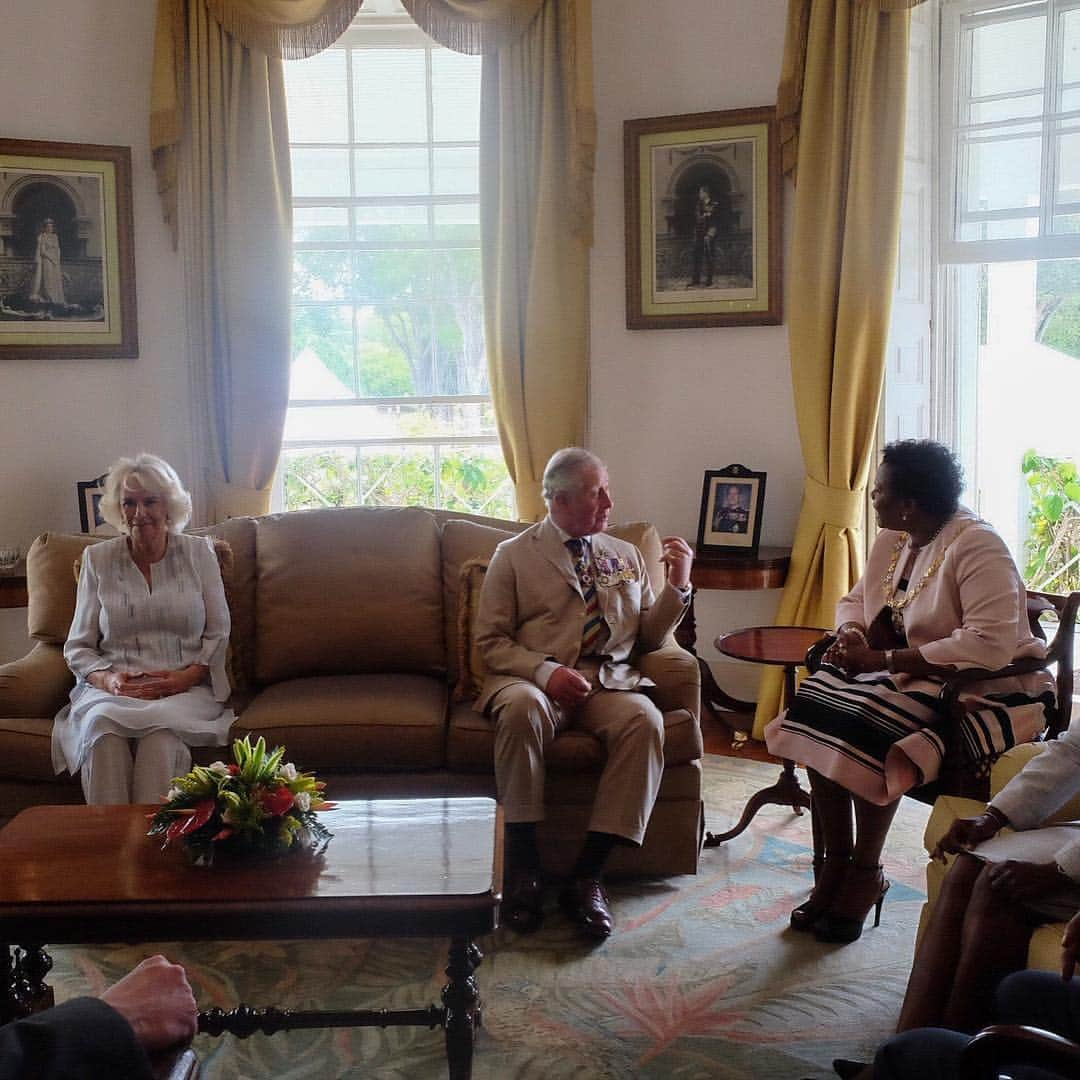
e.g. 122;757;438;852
0;797;502;1080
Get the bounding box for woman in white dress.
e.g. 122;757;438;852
52;453;234;804
895;713;1080;1035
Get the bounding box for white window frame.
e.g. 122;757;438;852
939;0;1080;266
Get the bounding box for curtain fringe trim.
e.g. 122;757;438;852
204;0;362;59
401;0;543;54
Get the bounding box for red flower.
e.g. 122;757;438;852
164;799;216;843
260;784;294;816
228;764;240;775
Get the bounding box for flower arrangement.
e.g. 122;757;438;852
148;735;335;865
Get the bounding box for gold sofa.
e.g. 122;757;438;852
920;741;1080;971
0;506;704;876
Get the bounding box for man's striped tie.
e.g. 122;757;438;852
567;537;606;655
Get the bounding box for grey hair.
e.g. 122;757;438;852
542;447;604;504
98;453;192;534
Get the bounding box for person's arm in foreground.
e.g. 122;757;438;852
0;954;197;1080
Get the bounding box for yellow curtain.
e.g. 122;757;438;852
405;0;596;521
751;0;916;738
151;0;359;521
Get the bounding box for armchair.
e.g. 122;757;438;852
960;1024;1080;1080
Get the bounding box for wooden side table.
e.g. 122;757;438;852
677;546;791;721
0;559;28;610
704;625;828;849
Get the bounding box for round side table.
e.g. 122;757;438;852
703;624;828;849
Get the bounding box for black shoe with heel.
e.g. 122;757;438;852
790;854;852;932
814;863;890;944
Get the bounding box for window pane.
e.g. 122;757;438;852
358;445;435;505
433;147;478;195
960;215;1039;242
962;131;1042;215
431;248;481;301
970;93;1043;125
354;251;432;301
285;52;348;143
294;250;351;300
433;299;488;394
354;204;429;242
1064;86;1080;112
968;15;1045;98
1062;10;1080;84
292;149;351;197
291;305;354;394
352;49;427;143
439;444;515;517
1057;132;1080;213
294;206;349;243
432;50;481;142
353;148;429;196
356;306;420;395
433;203;479;244
282;447;358;510
284;401;497;440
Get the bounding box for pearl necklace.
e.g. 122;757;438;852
881;521;955;612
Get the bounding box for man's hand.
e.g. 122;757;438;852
931;812;1004;862
1061;910;1080;980
546;666;593;710
661;536;693;590
987;860;1069;902
101;954;198;1053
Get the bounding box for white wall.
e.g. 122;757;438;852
0;0;804;698
0;0;189;661
591;0;801;698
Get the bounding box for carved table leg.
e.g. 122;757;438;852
443;936;482;1080
704;759;812;846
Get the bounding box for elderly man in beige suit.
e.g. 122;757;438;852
474;447;693;940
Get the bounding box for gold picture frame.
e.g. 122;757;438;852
624;106;782;330
0;138;138;358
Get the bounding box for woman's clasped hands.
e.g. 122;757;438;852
821;623;882;676
93;666;206;700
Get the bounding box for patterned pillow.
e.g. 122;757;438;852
453;557;490;703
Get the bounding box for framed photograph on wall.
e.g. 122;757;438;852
624;106;782;330
696;464;767;555
0;139;138;359
77;473;117;536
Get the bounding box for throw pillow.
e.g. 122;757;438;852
453;556;490;703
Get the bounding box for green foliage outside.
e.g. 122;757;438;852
283;448;514;519
1021;450;1080;593
1036;259;1080;361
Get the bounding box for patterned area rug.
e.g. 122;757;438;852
44;756;931;1079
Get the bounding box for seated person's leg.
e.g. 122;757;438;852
81;733;134;805
489;681;560;933
995;969;1080;1042
133;729;191;804
873;1028;969;1080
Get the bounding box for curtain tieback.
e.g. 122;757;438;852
803;477;864;531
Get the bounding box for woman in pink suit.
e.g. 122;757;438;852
766;440;1054;943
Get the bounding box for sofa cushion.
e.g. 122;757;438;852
235;674;448;772
254;507;445;683
453;557;490;703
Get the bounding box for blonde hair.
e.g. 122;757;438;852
99;453;192;534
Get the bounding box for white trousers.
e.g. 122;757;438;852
80;730;192;805
489;680;665;845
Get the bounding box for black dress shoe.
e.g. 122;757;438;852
502;868;545;934
559;877;614;940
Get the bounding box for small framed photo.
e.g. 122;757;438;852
0;138;138;359
696;464;767;555
624;106;782;330
77;473;117;536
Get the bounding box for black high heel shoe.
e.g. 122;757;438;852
790;854;851;932
814;863;890;944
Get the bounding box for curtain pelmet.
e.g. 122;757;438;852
205;0;362;58
402;0;544;53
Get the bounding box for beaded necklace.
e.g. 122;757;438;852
881;520;956;613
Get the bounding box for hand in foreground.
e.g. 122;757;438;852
1061;910;1080;981
101;954;198;1053
986;859;1069;903
660;536;693;590
546;666;593;710
931;812;1003;862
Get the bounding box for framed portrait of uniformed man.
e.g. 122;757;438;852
696;464;767;555
624;106;781;329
